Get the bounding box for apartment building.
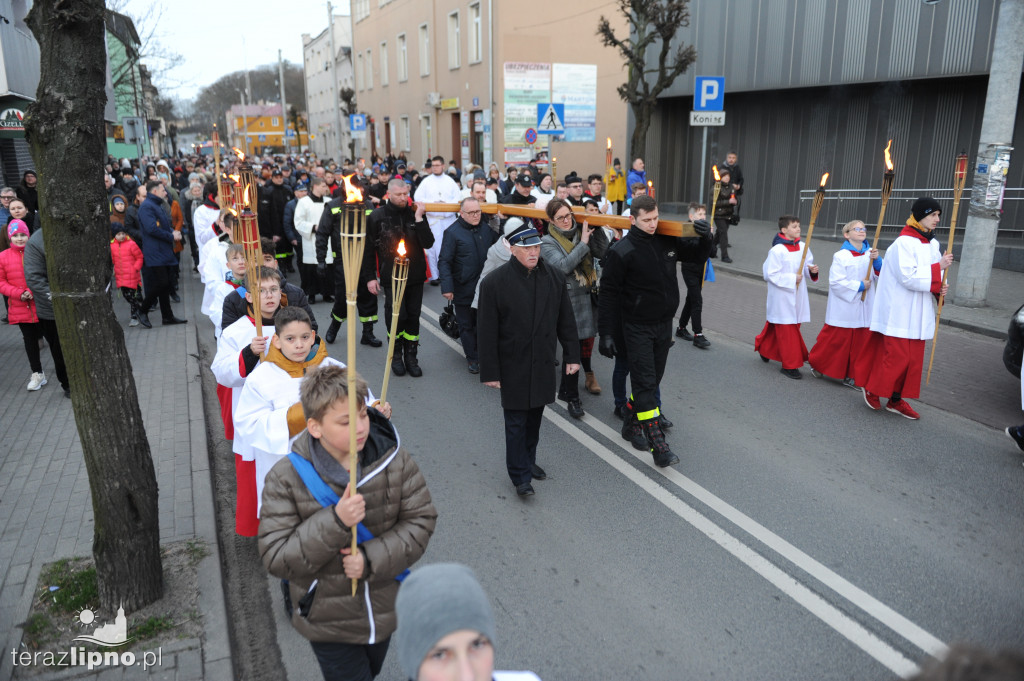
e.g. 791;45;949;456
303;10;355;160
350;0;627;177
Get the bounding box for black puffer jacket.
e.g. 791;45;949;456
437;216;499;306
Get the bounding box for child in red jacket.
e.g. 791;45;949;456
0;219;46;390
111;223;144;326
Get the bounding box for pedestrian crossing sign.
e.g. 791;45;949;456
537;103;565;134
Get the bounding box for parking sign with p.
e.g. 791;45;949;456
695;76;725;111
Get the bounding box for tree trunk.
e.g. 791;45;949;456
630;101;652;164
25;0;163;613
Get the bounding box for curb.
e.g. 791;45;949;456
184;267;235;681
712;264;1008;341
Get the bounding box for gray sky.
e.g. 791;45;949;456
131;0;350;100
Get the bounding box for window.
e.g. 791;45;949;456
419;23;430;76
399;115;410;151
353;0;370;22
366;49;373;89
355;52;363;90
468;3;482;63
272;117;279;126
447;11;460;69
397;33;408;81
380;41;388;86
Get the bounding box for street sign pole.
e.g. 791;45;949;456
699;127;708;204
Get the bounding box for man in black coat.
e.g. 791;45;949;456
478;224;580;498
438;197;500;374
314;189;380;346
362;179;434;377
258;169;294;271
598;195;711;468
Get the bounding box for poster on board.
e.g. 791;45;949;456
503;62;550;163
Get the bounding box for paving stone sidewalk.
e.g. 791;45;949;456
0;263;231;680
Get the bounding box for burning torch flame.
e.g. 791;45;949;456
819;172;830;187
242;184;251;208
342;173;364;203
883;139;893;171
397;240;407;257
232;147;245;161
712;165;721;182
606;138;612;149
228;174;240;183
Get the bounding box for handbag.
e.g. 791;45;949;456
439;301;461;339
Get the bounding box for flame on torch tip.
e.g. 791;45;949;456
647;180;653;188
819;172;830;187
397;239;407;257
242;184;251;207
883;139;893;171
606;137;612;149
342;173;364;202
231;147;245;161
712;165;721;181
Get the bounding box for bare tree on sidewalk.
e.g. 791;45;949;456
598;0;697;161
25;0;163;612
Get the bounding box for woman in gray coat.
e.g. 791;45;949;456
540;199;609;418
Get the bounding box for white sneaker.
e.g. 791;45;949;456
129;317;139;327
27;372;47;391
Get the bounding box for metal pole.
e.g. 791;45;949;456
240;91;249;155
954;0;1024;307
279;49;289;155
699;126;708;204
328;1;345;162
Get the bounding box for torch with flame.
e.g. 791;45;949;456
337;174;369;595
212;126;223;207
702;166;724;289
925;152;969;385
232;147;246;162
798;172;830;275
379;239;410;406
552;157;557;182
237;181;264;339
863;139;895;299
606;137;613;169
647;180;654;199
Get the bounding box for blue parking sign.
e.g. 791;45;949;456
694;77;725;111
349;114;367;131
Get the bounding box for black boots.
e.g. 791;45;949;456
403;340;422;377
325;319;341;344
641;418;679;467
620;402;647;451
361;322;382;347
391;338;407;376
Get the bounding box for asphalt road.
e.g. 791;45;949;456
199;271;1024;681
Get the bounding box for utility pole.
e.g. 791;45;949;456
328;1;345;161
955;0;1024;307
240;90;249;156
278;49;288;155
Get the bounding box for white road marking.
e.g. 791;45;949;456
418;304;944;677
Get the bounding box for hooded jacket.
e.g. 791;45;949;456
0;240;37;324
258;415;436;644
110;237;144;290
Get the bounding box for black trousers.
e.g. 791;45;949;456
623;319;672;420
713;217;730;260
503;406;544;485
678;265;704;334
329;261;378;325
140;265;175;319
383;282;424;340
18;319;69;389
453;304;477;361
309;638;390;681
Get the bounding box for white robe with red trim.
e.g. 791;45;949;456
763;242;815;325
210;316;274;460
824;248;878;328
870;233;941;340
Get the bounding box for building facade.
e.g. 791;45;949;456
347;0;629;178
227;103;308;158
303;11;355;160
641;0;1022;268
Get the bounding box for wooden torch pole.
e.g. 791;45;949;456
379;242;409;405
798;172;830;274
864;139;895;301
925;153;969;385
703;166;722;289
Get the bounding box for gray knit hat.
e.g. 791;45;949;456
395;563;496;680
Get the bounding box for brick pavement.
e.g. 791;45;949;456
0;265;230;680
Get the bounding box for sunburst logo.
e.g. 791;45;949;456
72;603;131;647
75;608;96;627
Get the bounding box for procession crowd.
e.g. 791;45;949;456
1;146;1021;681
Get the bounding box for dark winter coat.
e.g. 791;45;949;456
478;257;580;410
677;231;715;268
314;196;374;267
598;228;683;335
124;203;143;247
23;229;52;320
437;216;499;306
221;278;317;331
259;182;294;240
137;193;177;267
362;201;435;285
258;417;436;644
282;198;300;244
16;175;38;215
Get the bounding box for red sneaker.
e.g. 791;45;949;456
862;387;881;411
886;399;920;420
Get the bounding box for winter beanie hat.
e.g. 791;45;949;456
911;197;941;221
394;563;496;680
7;219;29;238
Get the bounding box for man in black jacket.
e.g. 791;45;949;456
362;179;434;377
259;169;294;271
597;195;711;467
314;189;380;346
438;197;499;374
478;224;580;497
720;151;744;220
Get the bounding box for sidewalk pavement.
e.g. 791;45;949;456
0;261;231;681
661;213;1020;340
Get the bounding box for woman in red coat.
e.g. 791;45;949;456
0;219;48;390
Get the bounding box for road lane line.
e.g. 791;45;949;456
418;305;941;674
